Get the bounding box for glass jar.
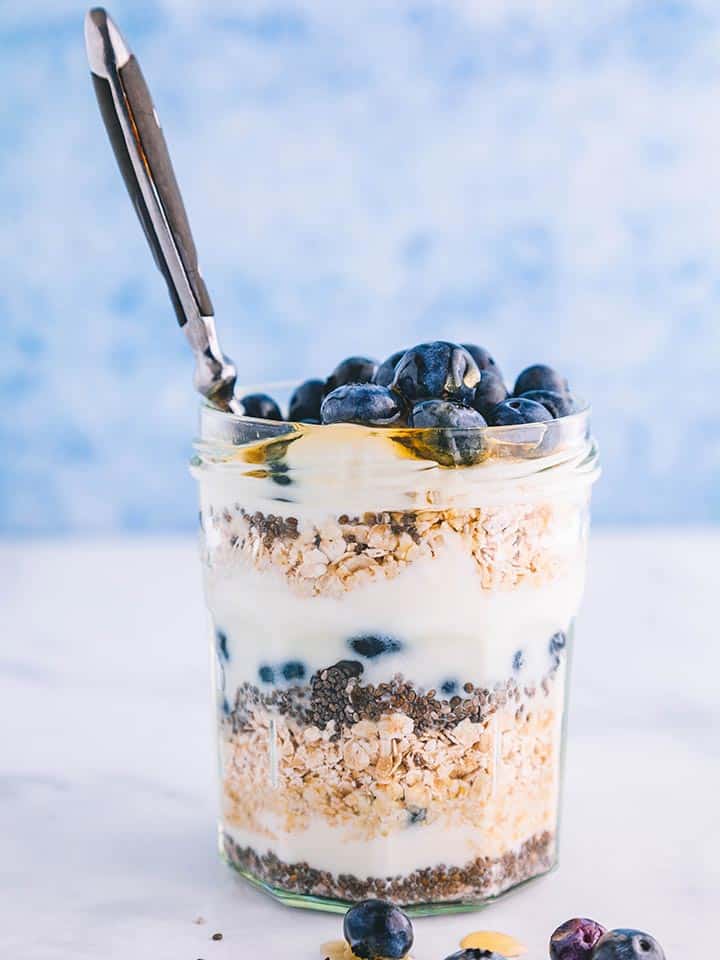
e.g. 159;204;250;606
191;389;599;915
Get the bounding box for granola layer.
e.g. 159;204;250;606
201;501;585;596
219;662;565;883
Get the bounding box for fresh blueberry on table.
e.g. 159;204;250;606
520;388;575;418
489;397;553;426
348;635;403;658
281;660;306;682
392;341;481;404
592;929;665;960
321;383;405;426
343;899;414;960
325;356;378;393
408;399;486;466
288;378;325;422
549;917;606;960
374;349;407;387
215;628;230;661
258;664;276;684
513;363;569;397
239;392;283;421
462;343;503;379
471;369;508;419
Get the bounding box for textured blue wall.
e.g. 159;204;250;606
1;1;719;534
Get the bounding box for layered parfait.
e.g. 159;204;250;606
192;341;599;912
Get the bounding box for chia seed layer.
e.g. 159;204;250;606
228;651;564;738
222;829;555;906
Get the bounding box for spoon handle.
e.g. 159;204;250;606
85;7;238;410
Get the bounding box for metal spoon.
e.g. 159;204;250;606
84;7;241;413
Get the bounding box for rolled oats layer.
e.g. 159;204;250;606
218;662;564;900
202;501;583;596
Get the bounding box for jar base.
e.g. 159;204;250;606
219;828;558;916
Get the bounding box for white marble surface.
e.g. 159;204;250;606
1;532;718;959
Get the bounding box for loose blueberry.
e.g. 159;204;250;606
408;399;486;466
216;629;230;661
513;363;569;397
258;664;276;684
281;660;306;682
392;341;481;404
442;951;506;960
343;899;414;960
549;918;606;960
441;679;459;695
462;343;503;380
520;389;575;419
239;392;283;421
489;397;553;426
326;356;378;393
288;379;325;422
592;929;665;960
374;349;407;387
549;631;567;657
349;635;403;658
321;383;405;426
512;649;525;672
406;805;427;824
471;370;508;419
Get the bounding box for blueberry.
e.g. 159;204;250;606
441;679;458;695
489;397;553;426
461;343;503;380
288;379;325;422
374;349;407;387
549;631;567;657
216;629;230;661
326;356;378;393
391;341;481;404
239;393;283;421
513;363;569;397
512;649;525;672
281;660;306;682
592;929;665;960
258;664;276;684
321;383;405;426
549;918;606;960
406;805;427;824
348;635;403;658
520;389;575;418
471;369;508;419
343;899;414;960
442;951;506;960
408;399;486;466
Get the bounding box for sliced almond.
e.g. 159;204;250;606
460;930;527;956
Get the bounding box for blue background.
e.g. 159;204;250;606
2;0;719;535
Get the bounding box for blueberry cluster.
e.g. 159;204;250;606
238;342;577;436
333;902;665;960
550;919;665;960
258;660;307;685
